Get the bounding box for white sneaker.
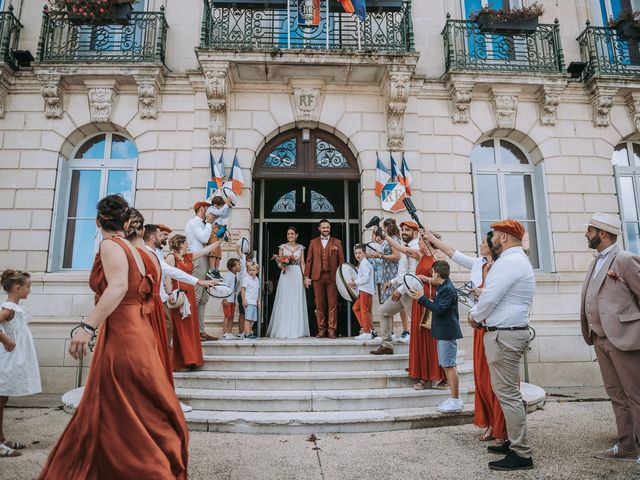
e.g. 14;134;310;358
180;402;193;413
222;333;236;340
437;397;464;413
354;332;372;341
398;331;410;344
391;333;397;342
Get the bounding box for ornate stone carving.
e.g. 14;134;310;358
626;92;640;133
137;82;158;119
205;68;229;148
291;84;323;123
449;83;473;124
537;85;563;126
87;87;117;123
40;76;64;119
385;66;412;151
490;87;520;129
591;94;614;127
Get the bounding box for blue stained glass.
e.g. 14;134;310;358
316;140;349;168
271;190;296;213
264;139;297;167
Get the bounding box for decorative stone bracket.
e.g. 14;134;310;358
448;81;473;124
626;92;640;133
134;73;164;120
587;82;618;128
38;74;65;119
85;80;118;123
384;65;414;151
537;84;564;126
490;86;520;130
204;63;230;148
290;80;324;125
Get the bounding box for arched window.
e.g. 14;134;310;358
613;141;640;254
51;133;138;271
472;138;552;270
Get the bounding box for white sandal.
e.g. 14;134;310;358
0;443;21;457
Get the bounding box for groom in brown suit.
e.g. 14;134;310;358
581;212;640;463
305;219;345;338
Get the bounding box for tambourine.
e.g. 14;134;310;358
205;283;233;298
336;263;359;302
365;242;384;255
403;273;424;293
238;237;250;254
221;186;237;207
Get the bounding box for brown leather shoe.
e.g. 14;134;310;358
370;346;393;355
329;333;337;339
316;332;327;338
201;333;218;341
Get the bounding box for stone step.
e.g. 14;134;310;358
200;338;411;356
199;350;464;372
173;364;474;391
175;386;472;412
183;383;545;434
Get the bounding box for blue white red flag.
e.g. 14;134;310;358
352;0;366;20
375;152;391;197
390;154;400;183
211;150;224;189
401;155;413;196
228;151;245;195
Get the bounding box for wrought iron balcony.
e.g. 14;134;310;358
200;0;413;52
442;16;564;74
578;23;640;78
0;6;24;70
37;7;168;64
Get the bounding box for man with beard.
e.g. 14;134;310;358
370;221;420;355
581;213;640;468
143;224;217;348
468;220;535;471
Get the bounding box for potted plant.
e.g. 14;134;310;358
471;2;544;34
48;0;135;26
608;9;640;41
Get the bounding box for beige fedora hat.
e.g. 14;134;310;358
585;212;622;236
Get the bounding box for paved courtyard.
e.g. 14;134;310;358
1;399;638;479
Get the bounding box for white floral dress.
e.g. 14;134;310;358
0;302;41;396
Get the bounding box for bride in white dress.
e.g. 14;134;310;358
267;227;310;338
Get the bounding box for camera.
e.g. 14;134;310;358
364;215;382;230
402;197;423;229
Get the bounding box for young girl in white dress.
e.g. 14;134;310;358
0;270;41;458
267;227;310;338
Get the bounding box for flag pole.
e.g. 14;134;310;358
325;0;329;49
357;16;361;50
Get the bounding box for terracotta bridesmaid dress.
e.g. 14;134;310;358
166;252;204;370
39;238;188;480
408;254;445;383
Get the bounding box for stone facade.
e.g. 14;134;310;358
0;0;635;393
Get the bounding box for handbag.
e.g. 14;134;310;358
167;289;186;309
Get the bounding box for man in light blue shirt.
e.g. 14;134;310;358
468;219;535;472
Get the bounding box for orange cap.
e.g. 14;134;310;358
399;221;419;231
193;201;210;212
157;224;172;233
490;219;526;241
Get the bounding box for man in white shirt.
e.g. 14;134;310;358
185;201;216;341
371;221;420;355
468;219;535;472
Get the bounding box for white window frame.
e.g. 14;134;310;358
471;138;555;272
613;141;640;254
48;132;138;272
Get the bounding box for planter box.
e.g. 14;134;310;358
613;19;640;41
68;3;133;26
212;0;288;8
476;11;539;34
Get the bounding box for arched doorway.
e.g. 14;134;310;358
253;129;361;337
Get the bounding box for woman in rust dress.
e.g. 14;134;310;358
40;195;188;480
165;234;221;371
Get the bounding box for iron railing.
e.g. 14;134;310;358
0;6;23;70
200;0;413;52
578;23;640;78
37;6;168;63
442;16;564;73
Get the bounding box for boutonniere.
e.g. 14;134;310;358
331;245;339;251
607;270;627;285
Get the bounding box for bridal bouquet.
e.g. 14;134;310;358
272;254;298;274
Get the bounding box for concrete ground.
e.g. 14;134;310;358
1;397;639;480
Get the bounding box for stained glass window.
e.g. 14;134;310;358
271;190;296;213
316;139;349;168
311;190;335;213
263;138;297;168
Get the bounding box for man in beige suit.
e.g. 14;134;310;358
581;213;640;466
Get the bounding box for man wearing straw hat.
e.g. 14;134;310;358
581;213;640;467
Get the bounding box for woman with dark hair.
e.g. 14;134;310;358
39;194;189;479
267;226;309;338
165;234;222;370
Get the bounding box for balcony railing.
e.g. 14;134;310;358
200;0;413;52
578;23;640;78
443;17;564;74
37;7;168;64
0;6;24;70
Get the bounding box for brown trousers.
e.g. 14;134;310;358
313;271;339;335
593;334;640;452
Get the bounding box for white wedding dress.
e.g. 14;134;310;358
267;244;310;338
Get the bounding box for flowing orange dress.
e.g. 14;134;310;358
39;237;188;480
168;252;204;370
473;263;507;440
138;247;174;385
408;254;445;383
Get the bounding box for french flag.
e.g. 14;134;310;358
390;154;400;183
227;151;245;195
401;155;413;196
211;150;224;189
375;152;391;197
338;0;366;20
